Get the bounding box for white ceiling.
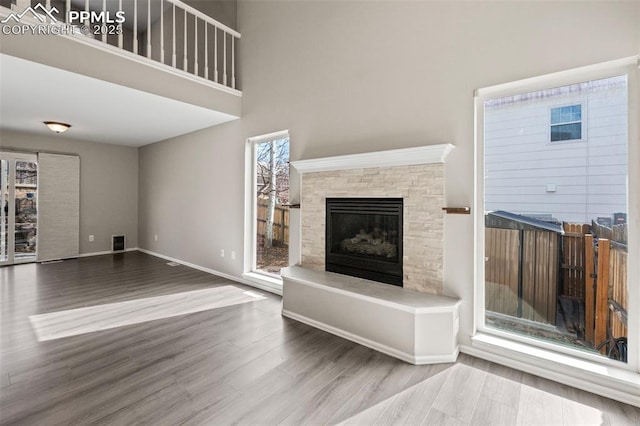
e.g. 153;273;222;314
0;54;238;147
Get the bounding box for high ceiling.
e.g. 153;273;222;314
0;53;238;147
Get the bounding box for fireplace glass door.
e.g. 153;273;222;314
326;198;403;285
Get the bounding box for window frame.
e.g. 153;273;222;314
474;57;639;374
243;130;290;293
549;102;585;142
0;151;39;266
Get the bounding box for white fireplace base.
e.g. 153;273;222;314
281;266;461;364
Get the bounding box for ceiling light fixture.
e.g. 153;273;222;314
43;121;71;134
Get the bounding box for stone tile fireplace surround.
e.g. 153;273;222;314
297;144;454;294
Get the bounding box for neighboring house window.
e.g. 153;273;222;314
550;104;582;141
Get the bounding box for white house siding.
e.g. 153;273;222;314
484;76;628;224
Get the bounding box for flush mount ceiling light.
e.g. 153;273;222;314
43;121;71;134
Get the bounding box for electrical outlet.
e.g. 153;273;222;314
231;250;236;260
220;249;225;258
154;234;158;241
88;235;94;242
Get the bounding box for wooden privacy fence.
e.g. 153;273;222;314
485;227;559;325
485;228;519;317
586;222;628;351
561;223;590;299
486;214;628;359
256;202;289;244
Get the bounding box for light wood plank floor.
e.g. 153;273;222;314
1;252;638;425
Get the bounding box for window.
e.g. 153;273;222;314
550;104;583;141
1;152;38;265
246;132;290;281
476;60;637;372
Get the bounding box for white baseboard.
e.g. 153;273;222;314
135;248;282;296
282;309;458;365
78;247;139;258
462;334;640;408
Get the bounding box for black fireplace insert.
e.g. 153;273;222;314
325;198;403;286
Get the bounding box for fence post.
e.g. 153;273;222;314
584;234;595;345
594;239;610;353
517;229;524;318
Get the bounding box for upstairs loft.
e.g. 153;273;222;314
0;0;241;139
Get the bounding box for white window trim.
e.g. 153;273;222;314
548;102;586;143
472;56;640;405
243;130;290;291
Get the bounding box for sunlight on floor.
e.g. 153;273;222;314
338;364;605;425
29;286;266;341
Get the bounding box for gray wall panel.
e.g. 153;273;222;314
37;153;80;261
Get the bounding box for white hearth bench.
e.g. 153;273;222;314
281;266;461;364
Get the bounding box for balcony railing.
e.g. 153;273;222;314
1;0;240;92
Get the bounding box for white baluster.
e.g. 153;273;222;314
223;32;227;86
46;0;51;9
194;16;198;76
65;0;70;23
146;0;151;59
160;0;164;63
214;27;218;83
101;0;106;43
118;0;123;48
231;36;235;89
133;0;138;54
183;10;187;71
172;3;176;67
204;23;208;80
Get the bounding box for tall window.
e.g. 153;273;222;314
249;133;290;277
477;64;635;367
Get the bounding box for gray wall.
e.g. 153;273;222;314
138;120;243;268
1;129;138;254
137;0;640;347
184;0;237;30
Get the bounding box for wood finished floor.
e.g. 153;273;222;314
1;251;638;425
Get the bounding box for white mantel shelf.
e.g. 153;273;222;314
290;144;455;174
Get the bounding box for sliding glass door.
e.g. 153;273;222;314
0;152;38;265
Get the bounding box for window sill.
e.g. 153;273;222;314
242;272;283;296
462;332;640;407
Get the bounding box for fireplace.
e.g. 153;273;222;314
325;198;403;286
